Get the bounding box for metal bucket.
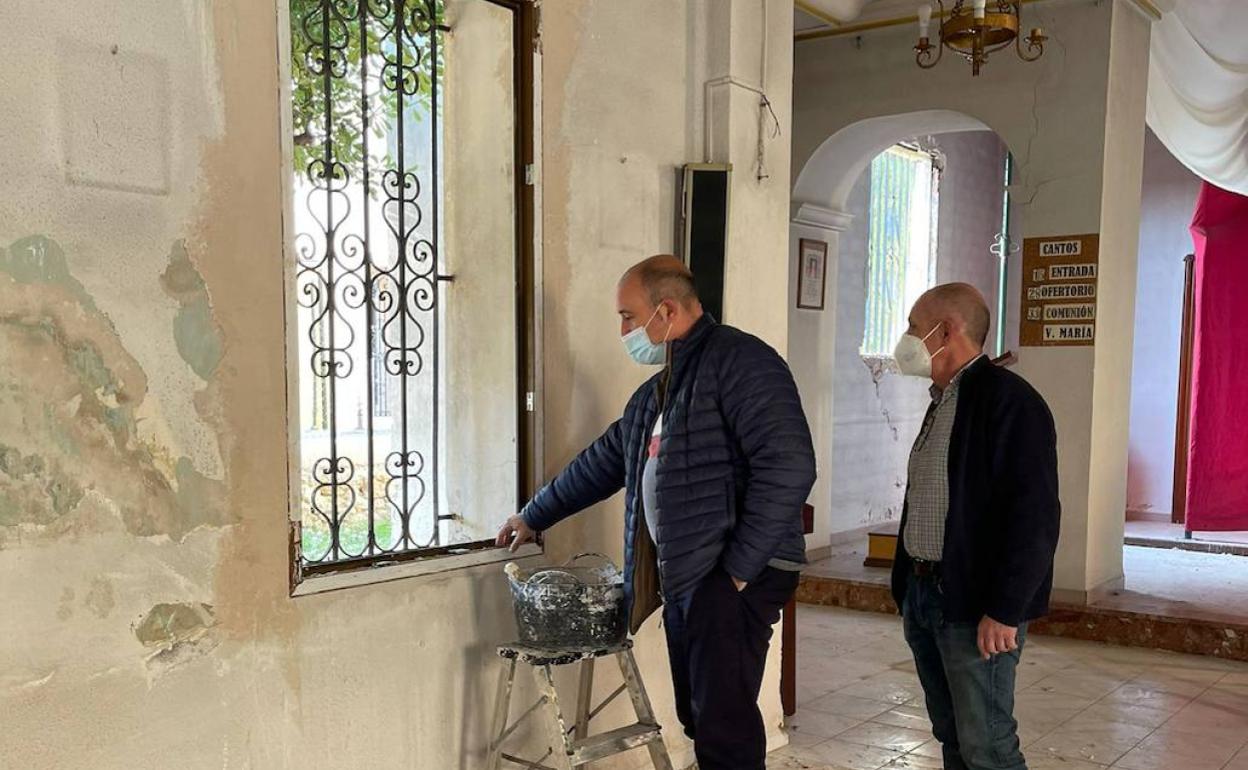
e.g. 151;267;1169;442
505;553;627;649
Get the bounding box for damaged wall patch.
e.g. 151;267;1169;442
160;240;223;380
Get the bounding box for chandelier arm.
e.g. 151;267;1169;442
916;0;947;69
1014;0;1045;62
1015;29;1045;62
983;38;1016;57
917;40;944;68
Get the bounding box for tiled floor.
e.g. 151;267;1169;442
769;606;1248;770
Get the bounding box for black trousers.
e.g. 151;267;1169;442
662;566;799;770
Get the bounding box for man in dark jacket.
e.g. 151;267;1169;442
496;255;816;770
890;283;1060;770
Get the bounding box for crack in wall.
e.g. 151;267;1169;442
1016;11;1071;209
861;355;901;441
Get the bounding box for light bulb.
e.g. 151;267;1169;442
973;0;987;19
917;4;933;37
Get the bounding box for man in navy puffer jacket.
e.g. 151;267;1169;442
497;255;816;770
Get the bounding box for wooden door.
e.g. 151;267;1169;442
1172;254;1196;525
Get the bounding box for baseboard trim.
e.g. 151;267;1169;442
1126;509;1172;523
805;544;833;563
1050;575;1125;607
767;726;790;756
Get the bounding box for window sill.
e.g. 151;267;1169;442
291;542;543;597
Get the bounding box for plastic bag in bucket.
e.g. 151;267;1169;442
505;553;627;648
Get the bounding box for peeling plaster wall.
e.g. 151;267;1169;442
0;1;796;768
792;0;1151;595
820;131;1007;540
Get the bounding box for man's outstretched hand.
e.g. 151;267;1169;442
496;514;536;552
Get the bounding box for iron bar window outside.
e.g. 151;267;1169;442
287;0;535;581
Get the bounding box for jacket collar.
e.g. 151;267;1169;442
669;314;717;372
956;353;993;385
930;353;986;402
648;314;717;409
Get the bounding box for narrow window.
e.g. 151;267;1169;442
288;0;535;576
861;144;941;357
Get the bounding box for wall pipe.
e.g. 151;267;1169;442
997;151;1014;356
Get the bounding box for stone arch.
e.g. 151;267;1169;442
792;109;993;214
787;108;1014;559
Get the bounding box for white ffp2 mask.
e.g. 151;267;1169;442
894;324;945;378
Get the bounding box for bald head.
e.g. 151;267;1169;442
916;283;991;348
905;282;991;387
620;254;700;309
616;254;704;346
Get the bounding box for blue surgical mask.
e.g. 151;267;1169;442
622;307;672;365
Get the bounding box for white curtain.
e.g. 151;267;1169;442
1147;0;1248;195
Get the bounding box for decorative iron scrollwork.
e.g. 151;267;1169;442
293;0;447;565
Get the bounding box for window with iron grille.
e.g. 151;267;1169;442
288;0;535;578
861;144;941;357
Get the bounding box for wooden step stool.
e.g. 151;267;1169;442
487;640;673;770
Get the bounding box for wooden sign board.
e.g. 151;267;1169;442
1020;233;1100;347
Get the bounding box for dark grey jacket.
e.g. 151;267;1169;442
521;316;816;628
891;356;1060;626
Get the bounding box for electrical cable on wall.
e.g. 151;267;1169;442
703;0;781;182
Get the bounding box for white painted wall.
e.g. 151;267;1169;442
791;0;1152;596
0;1;798;767
1125;128;1201;519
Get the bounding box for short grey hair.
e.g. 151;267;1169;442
623;255;700;308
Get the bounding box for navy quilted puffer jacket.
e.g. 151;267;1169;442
521;315;816;627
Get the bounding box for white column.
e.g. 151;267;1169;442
789;202;853;556
1014;0;1152;602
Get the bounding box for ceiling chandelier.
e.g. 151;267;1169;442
914;1;1047;76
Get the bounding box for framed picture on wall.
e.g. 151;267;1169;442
797;238;828;310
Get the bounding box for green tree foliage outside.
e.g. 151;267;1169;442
289;0;445;194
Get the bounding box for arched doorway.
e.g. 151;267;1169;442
787;109;1018;560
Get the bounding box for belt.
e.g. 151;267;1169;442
911;559;941;577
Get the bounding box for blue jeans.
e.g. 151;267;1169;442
903;573;1028;770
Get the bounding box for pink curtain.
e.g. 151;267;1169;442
1186;182;1248;531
